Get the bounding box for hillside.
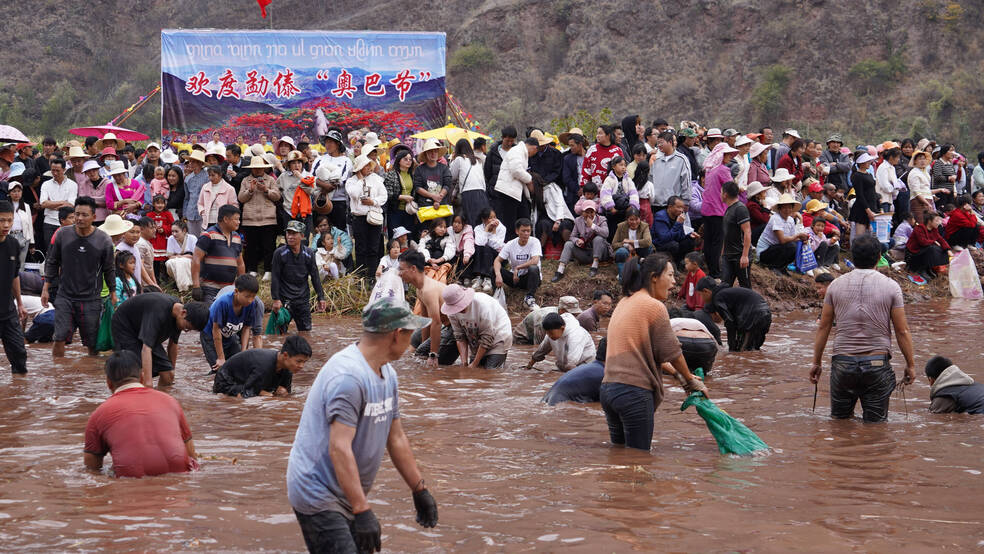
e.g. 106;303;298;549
2;0;983;150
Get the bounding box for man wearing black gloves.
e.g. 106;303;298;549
271;220;326;332
287;297;438;553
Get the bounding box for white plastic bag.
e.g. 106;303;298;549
364;269;406;311
948;249;983;299
493;287;507;309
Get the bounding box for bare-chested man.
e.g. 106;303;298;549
397;250;458;366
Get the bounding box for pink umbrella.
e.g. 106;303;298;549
69;124;149;141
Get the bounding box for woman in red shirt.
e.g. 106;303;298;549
746;182;772;245
907;211;951;279
944;195;984;248
776;139;807;186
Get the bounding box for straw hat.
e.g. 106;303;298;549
95;132;125;150
771;168;795;182
805;199;828;213
63;140;82;150
352;154;374;173
244;155;272;169
774;193;799;208
746;181;768;198
67;146;88;159
105;160;128;176
558;127;584;144
285;150;306;164
749;142;771;159
186;150;207;165
160;149;179;164
528;129;552;147
440;284;476;316
99;214;134;235
908;150;930;167
417;138;447;163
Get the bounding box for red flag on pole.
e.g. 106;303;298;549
257;0;272;17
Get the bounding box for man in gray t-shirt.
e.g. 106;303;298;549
811;235;915;422
287;298;438;553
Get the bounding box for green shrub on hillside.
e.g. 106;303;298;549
848;54;906;95
549;108;614;138
750;64;792;118
449;43;496;72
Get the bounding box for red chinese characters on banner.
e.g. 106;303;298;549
244;70;269;97
363;73;385;97
216;69;240;100
272;68;301;99
331;69;357;99
389;69;417;102
185;71;212;97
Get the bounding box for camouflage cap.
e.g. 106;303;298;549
362;297;431;333
285;220;306;234
678;127;697;138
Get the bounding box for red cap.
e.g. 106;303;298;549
809;182;824;193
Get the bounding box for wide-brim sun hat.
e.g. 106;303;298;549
557;127;584;144
783;129;801;139
720;144;739;155
98;147;118;161
244;156;272;169
81;159;101;173
771;168;795;182
67;146;88;159
99;214;134;235
187;150;208;164
277;136;296;150
528;129;552;146
105;160;128;176
856;152;876;165
160;149;179;164
440;284;476;316
7;162;25;180
749;142;771;159
352;154;374;173
705;128;724;138
746;181;768;198
286;150;306;163
321;129;344;147
95;132;125;150
909;150;930;167
392;226;410;240
558;296;583;314
805;199;828;213
205;145;226;163
826;134;843;145
774;193;799;208
417;138;447;163
734;135;753;147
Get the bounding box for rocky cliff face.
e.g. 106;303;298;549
3;0;982;149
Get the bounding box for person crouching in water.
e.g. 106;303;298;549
924;355;984;414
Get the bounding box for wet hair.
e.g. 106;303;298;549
234;273;260;294
721;180;740;199
695;276;718;292
58;206;76;222
218;204;241;223
923;210;940;224
622;253;673;296
542;312;565;331
104;351;142;387
454;138;477;165
814;272;835;285
595;337;607;362
515;217;532;231
398;249;426;271
0;200;11;214
684;251;705;268
183;302;210;331
501;126;518;139
479;206;494;221
956;195;972;208
74;196;97;213
924;355;953;380
850;234;882;269
582;182;599;195
138;216;155;229
593;289;612;301
282;334;312;358
49;158;66;169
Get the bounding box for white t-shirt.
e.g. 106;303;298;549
39;178;78;226
497;237;542;276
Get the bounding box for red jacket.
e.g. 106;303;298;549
678;268;706;311
747;199;771;227
777;154;805;183
945;207;978;236
908;224;950;253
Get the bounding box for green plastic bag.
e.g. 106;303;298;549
95;298;115;352
264;307;292;335
680;368;769;456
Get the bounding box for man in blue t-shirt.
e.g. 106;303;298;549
201;274;260;371
287;298;438;554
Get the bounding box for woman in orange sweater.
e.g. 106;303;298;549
601;253;708;451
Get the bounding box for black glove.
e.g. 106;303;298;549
353;510;381;553
412;489;438;528
191;287;203;301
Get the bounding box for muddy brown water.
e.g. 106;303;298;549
2;300;983;552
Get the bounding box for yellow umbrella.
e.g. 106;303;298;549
410;124;490;144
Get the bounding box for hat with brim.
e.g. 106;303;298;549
417;138;447;163
392;226;410;240
783;129;801;139
105;160;128;176
734;135;753;147
160;149;179;164
67;146;88;159
678;128;697;138
808;181;824;193
7;162;25;180
746;181;768;198
285;150;305;164
95;133;125;151
558;296;583;314
6;180;22;191
98;147;118;161
63;140;81;150
705;128;724;138
277;136;296;150
187;150;207;165
191;143;206;152
723;128;739;137
856;152;876;165
909;150;930;167
245;155;272;170
771;168;794;182
529;130;552;147
321;129;344;147
749;142;771;159
362;131;382;151
82;159;101;173
99;214;134;235
720;145;739;155
557;127;584;144
805;199;828;213
826;134;843;145
205;146;226;163
353;154;374;173
363;297;432;332
440;284;476;316
880;141;900;151
774;193;799;209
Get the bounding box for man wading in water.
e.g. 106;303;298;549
811;234;915;422
287;298;438;553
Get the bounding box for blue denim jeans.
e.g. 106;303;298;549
294;509;358;554
600;382;658;450
829;354;896;422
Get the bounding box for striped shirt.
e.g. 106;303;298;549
195;226;243;289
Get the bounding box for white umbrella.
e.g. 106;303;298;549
0;124;30;143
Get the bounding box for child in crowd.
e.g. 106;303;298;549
114;250;138;307
198;165;237;227
310;215;352;266
890;212;915;260
316;232;346;280
376;239;401;278
582;181;600;203
418;219;456;272
136;217;160;290
146;195;174;280
391;226;415;253
806;217;841;272
149;165;170;199
166;220;197;291
678;251;706;313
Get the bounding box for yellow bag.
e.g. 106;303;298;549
416;204;453;222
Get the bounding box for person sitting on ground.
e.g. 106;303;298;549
577;289;613;333
84;351;198;478
111;292;210;386
417;218;456;272
612;206;652;279
697;277;772;352
441;284;512;369
651;195;697;267
890;212;915;260
399;250;457;366
318;232;348;280
671;317;719;374
678;252;707;314
756;193;808;274
202;274;260;372
924;355;984;414
513;295;583;345
553;198;610;281
906;211;951;280
529;312;596;372
806;217;841;273
944;195;983;250
471;207;506;292
213;334;312;398
542;337;607;405
746;181;772;245
494;218;542;310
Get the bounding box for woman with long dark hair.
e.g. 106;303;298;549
450;138;490;226
164;165;186;219
579;125;624;188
